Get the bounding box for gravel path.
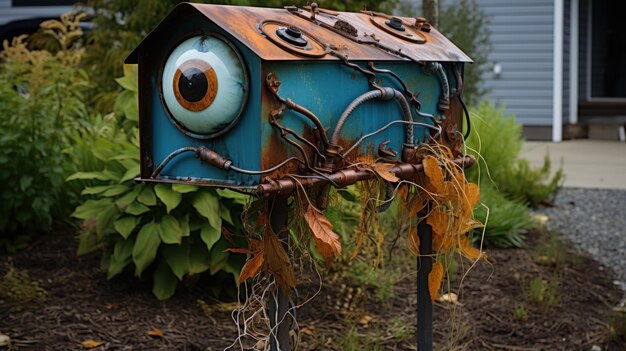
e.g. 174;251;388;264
537;187;626;286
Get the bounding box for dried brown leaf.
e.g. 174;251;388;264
304;205;342;262
263;229;296;293
428;260;444;301
459;235;485;260
146;329;164;338
224;247;251;254
358;313;373;326
408;225;420;256
373;163;400;183
427;207;449;236
81;340;104;349
407;190;428;217
239;251;264;283
423;156;445;193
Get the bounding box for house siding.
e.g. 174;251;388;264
563;0;570;122
578;0;589;100
477;0;555;127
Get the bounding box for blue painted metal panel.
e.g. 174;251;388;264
260;61;449;165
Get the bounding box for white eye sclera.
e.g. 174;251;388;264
161;35;247;138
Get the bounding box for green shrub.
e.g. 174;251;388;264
68;66;247;300
0;14;89;249
472;184;535;248
463;101;563;247
464;101;522;186
465;101;564;206
502;156;564;206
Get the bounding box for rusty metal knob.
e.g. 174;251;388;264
385;17;406;31
276;26;308;47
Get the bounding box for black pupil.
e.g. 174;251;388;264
178;67;208;102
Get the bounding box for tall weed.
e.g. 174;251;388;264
0;14;89;250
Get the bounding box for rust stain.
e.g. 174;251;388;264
440;96;464;157
188;4;471;63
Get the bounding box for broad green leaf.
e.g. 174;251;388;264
222;253;246;283
115;73;138;92
159;215;182;244
116;186;142;209
155;184;182;214
125;201;150;216
200;223;220;252
123;99;139;122
188;242;210;274
120;164;140;183
101;184;131;197
192;191;221;229
108;238;134;279
137;186;157;206
153;259;177;300
162;241;190;280
81;185;117;196
114;216;138;239
102;169;123;182
216;188;248;205
132;221;161;276
220;205;234;225
180;214;190;237
92;146;116;162
209;238;230;275
77;231;99;256
171;184;199;193
19;176;33;191
67;171;117;181
72;199;114;220
95;202;120;239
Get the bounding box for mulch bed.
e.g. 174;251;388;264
0;229;623;350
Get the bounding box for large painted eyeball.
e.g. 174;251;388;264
161;35;248;138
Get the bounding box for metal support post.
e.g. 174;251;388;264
416;219;433;351
269;197;291;351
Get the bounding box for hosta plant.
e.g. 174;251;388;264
69;66;248;299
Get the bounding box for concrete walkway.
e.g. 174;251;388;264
521;140;626;190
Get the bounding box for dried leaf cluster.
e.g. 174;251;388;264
401;143;485;300
229;141;484;346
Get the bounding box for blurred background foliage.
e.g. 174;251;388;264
0;0;563;298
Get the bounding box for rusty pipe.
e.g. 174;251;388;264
265;73;332;150
426;62;450;112
257;155;475;197
331;87;415;146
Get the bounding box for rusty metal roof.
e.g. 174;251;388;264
126;3;472;63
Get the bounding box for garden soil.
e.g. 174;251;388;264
0;229;623;351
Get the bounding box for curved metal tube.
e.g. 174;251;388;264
427;62;450;112
151;146;197;178
331;87;415;146
151;146;306;178
265;73;331;149
343;120;441;157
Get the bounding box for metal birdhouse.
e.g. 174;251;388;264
125;3;472;192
